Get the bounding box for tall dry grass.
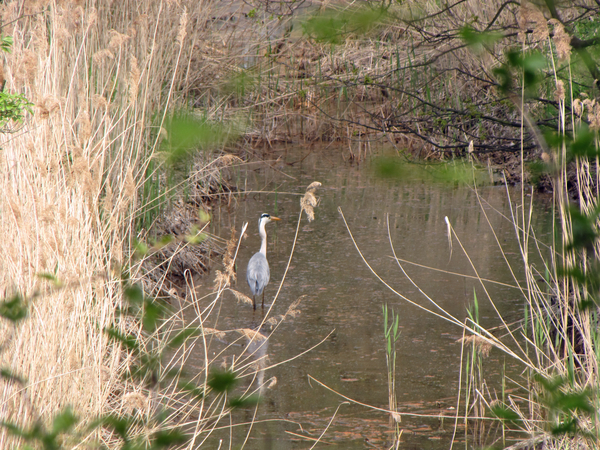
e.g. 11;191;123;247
338;5;600;445
0;0;228;445
468;10;600;446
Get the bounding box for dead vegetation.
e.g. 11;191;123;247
183;0;599;186
141;152;241;293
0;0;240;446
0;0;598;447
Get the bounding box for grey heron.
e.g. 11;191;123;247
246;213;281;309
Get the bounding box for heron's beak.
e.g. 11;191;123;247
270;216;281;221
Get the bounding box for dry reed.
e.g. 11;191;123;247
0;0;230;446
300;181;321;222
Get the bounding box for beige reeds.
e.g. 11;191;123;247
202;328;226;340
518;3;549;43
0;0;228;446
213;227;238;290
582;99;600;131
229;288;253;306
238;328;267;342
263;296;304;327
300;181;321;222
460;335;493;358
548;19;571;61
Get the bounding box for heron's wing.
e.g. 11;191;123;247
246;252;270;295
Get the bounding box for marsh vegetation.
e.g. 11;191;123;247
0;0;599;449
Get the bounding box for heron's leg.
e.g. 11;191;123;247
253;295;256;310
262;292;265;308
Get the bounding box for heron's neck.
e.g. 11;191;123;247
259;221;268;256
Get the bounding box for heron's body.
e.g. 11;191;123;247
246;213;280;309
247;252;269;297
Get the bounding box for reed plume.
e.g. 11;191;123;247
0;0;224;445
300;181;321;222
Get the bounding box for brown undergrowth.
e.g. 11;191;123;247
141;153;241;296
186;1;596;190
183;1;511;147
0;0;235;446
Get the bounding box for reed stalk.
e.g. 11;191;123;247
0;0;224;445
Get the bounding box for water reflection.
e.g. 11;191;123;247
242;328;269;396
185;146;552;449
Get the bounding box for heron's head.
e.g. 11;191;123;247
259;213;281;227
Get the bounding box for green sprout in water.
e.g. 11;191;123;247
383;304;402;442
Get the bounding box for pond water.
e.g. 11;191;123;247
185;146;552;449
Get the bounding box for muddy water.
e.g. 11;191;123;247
189;147;551;449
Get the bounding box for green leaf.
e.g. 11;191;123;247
168;326;200;348
127;362;159;386
1;35;13;53
0;420;28;438
492;65;512;92
229;394;260;408
520;52;546;89
125;351;163;385
493;49;546;95
533;373;560;392
133;240;149;257
50;407;78;435
37;272;63;288
490;404;521;422
551;391;595;414
162;113;231;167
185;226;206;244
578;296;598;310
89;414;130;441
569;125;597;159
0;367;26;384
302;7;387;44
177;379;204;401
124;285;144;305
153;235;174;249
459;26;503;53
207;369;238;393
104;326;140;353
544;130;570;149
142;299;165;332
151;428;188;448
551;417;578;435
0;294;28;323
0;91;34;127
557;264;600;292
564;205;599;251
